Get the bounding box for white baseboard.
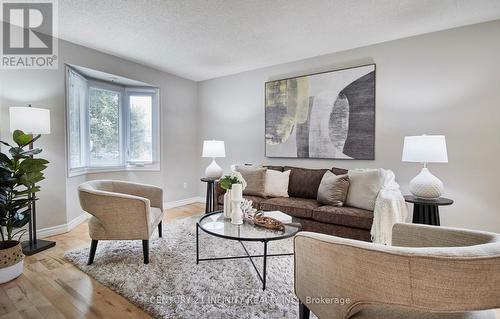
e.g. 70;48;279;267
164;196;205;209
16;197;204;242
19;212;91;241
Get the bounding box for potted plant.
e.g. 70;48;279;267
0;130;49;283
219;172;246;218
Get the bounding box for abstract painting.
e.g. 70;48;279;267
265;64;375;159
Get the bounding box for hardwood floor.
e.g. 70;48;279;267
1;202;499;319
0;203;204;319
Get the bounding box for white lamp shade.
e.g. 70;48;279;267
9;107;51;134
202;140;225;158
402;135;448;163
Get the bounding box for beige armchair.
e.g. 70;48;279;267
78;180;164;265
294;223;500;319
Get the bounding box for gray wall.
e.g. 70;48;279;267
0;39;200;227
198;20;500;232
2;20;500;233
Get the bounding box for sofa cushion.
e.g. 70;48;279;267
265;169;290;197
312;205;374;230
235;165;267;197
345;169;385;211
260;197;321;219
317;171;350;206
284;166;328;199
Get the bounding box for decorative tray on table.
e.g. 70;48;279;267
244;211;285;231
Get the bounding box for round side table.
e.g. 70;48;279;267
404;195;453;226
200;177;217;214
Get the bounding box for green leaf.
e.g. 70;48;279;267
19;158;49;173
10;147;42;159
19;172;45;186
13;130;32;147
20;148;42;157
0;152;10;164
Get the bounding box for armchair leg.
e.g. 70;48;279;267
158;221;162;238
88;240;98;265
299;301;310;319
142;240;149;264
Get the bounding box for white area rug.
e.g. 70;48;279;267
65;215;307;319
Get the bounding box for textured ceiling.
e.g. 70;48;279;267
58;0;500;81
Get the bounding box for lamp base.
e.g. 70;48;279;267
21;239;56;256
205;158;223;179
409;167;444;199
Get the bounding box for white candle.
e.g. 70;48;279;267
232;183;243;200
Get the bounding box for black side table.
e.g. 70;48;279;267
404;195;453;226
201;178;217;214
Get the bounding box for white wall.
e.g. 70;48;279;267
0;39;200;229
198;20;500;232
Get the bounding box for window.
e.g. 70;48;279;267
66;67;160;176
88;84;122;167
67;69;87;169
127;91;157;163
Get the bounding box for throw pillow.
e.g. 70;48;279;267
317;171;350;206
284;166;329;199
345;169;385;211
265;169;291;197
235;165;267;197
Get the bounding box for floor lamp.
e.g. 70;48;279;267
9;105;55;255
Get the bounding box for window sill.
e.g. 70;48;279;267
68;164;160;178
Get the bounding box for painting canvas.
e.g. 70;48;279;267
265;64;375;159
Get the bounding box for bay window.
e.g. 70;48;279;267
66;67;160;176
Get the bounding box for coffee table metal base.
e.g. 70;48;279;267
196;224;293;290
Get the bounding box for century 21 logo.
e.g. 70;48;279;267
2;2;53;55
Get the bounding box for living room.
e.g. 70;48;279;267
1;1;500;318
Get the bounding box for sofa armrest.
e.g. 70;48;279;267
294;231;500;318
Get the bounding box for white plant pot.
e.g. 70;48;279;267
0;242;24;284
0;259;23;284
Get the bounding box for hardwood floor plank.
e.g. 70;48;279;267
0;203;203;319
5;287;32;311
0;311;23;319
17;306;43;319
0;290;17;315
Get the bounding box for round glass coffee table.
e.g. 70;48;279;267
196;211;301;290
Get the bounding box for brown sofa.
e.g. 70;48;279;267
215;166;373;242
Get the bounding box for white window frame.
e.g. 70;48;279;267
66;68;88;170
125;87;160;166
65;66;161;177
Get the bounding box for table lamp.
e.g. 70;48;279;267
402;135;448;199
9;105;54;255
202;140;225;179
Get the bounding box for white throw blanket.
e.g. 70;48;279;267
371;170;409;245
